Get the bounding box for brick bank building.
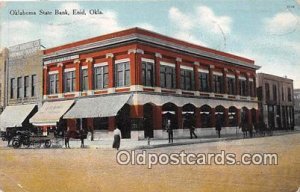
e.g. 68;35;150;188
30;28;260;139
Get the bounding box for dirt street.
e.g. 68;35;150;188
0;133;300;192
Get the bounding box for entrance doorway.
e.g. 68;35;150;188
143;103;154;138
116;104;131;138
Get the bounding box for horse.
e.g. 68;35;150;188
64;129;88;148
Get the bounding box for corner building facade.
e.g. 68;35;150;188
40;28;260;139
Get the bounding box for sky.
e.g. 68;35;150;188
0;0;300;88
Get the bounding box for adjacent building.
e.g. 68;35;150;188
0;48;8;113
256;73;294;130
30;28;260;139
294;89;300;127
0;40;43;132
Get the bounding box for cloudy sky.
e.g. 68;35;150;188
0;0;300;88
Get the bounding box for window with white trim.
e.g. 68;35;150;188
49;74;58;94
142;61;154;87
180;69;194;90
64;71;76;93
115;61;130;87
199;72;209;92
160;65;176;89
227;77;235;95
81;68;88;91
94;65;108;89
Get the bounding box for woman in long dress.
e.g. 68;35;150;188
112;127;122;150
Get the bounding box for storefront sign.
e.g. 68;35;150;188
8;40;41;60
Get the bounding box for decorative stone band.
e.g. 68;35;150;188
180;65;193;70
141;58;154;63
94;62;108;67
115;58;130;64
160;61;175;67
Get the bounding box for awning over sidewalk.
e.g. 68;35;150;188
29;100;74;126
0;104;36;131
63;94;132;119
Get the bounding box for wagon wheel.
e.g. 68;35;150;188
23;138;31;148
12;139;21;149
44;140;51;148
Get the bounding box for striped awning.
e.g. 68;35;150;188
0;104;36;131
30;100;74;126
63;94;132;119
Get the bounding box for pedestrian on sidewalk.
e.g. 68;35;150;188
216;120;222;138
190;125;198;139
166;119;173;143
112;127;122;150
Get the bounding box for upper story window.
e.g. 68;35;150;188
115;61;130;87
213;73;223;94
160;64;176;89
142;60;154;87
239;78;247;96
199;71;209;92
64;71;76;93
180;68;194;90
282;87;284;101
265;83;270;101
94;65;108;89
272;84;277;101
17;77;22;99
249;79;254;97
24;76;29;98
227;76;235;95
81;68;88;91
288;88;292;102
31;74;36;97
49;73;58;95
10;78;15;99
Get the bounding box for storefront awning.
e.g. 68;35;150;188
63;94;132;119
29;100;74;126
0;104;36;131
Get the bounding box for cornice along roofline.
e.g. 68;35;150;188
43;27;260;70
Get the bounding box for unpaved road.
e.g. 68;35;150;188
0;133;300;192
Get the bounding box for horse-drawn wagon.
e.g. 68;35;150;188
11;130;52;149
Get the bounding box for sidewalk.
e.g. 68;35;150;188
63;128;300;150
1;129;299;150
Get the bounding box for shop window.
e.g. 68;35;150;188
93;117;108;130
93;117;109;130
